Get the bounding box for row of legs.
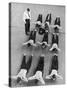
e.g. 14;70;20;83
23;39;60;52
11;54;63;85
23;30;60;51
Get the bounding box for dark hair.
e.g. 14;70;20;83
27;8;30;11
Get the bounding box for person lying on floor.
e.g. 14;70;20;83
11;54;33;83
45;53;63;80
37;14;51;48
23;29;37;47
49;17;61;51
28;55;45;85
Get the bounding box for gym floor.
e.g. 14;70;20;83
10;3;65;87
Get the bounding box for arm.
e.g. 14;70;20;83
23;12;26;23
29;12;31;20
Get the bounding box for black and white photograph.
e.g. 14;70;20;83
9;2;65;87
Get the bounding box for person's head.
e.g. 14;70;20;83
27;43;31;47
27;8;30;12
52;74;56;80
42;43;46;48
